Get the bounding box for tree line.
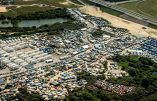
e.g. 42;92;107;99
0;8;73;27
0;20;86;39
0;8;71;20
109;55;157;101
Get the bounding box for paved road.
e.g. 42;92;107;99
88;0;157;26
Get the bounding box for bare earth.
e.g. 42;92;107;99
79;6;157;38
0;6;7;12
60;0;82;6
23;0;33;1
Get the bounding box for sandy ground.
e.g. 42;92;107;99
23;0;34;1
0;68;10;74
60;0;82;6
60;1;70;5
0;6;7;12
79;6;157;38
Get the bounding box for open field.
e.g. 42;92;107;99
79;6;157;38
14;0;66;5
14;0;80;7
118;0;157;18
2;6;54;17
0;0;80;17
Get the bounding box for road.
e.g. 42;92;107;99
88;0;157;27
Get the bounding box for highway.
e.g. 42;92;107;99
88;0;157;26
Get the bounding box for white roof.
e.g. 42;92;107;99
73;51;78;54
128;49;143;53
82;45;89;49
103;35;110;38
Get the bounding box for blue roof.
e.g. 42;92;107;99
152;72;157;75
0;79;4;83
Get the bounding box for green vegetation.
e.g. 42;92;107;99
100;6;123;17
0;0;15;5
113;55;139;70
14;0;65;5
79;0;96;5
0;8;71;20
70;0;83;5
80;0;124;17
84;0;157;30
66;70;119;101
0;7;86;39
16;87;44;101
14;0;79;8
118;0;157;18
65;87;119;101
0;0;79;18
148;23;157;30
77;71;106;85
92;29;115;38
2;6;54;18
0;8;72;27
109;55;157;101
92;29;104;38
106;0;128;1
0;20;85;39
66;55;157;101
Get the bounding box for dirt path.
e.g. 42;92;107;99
79;6;157;38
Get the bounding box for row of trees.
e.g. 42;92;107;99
0;8;71;20
65;87;116;101
0;8;73;27
0;20;86;39
16;87;44;101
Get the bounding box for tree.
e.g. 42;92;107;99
141;78;150;88
127;68;136;77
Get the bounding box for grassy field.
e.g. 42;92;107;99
14;0;79;7
118;0;157;18
2;6;54;17
14;0;66;5
0;0;80;17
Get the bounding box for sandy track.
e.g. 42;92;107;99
0;6;7;12
79;6;157;38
